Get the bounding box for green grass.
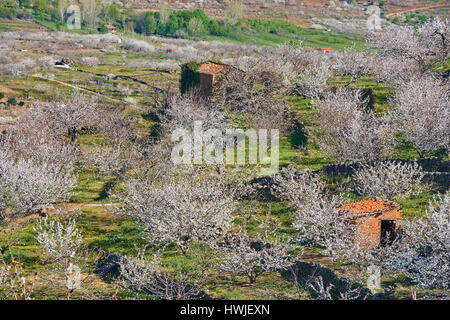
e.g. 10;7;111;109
0;18;42;32
207;18;365;50
242;18;365;50
77;207;145;254
397;191;437;220
72;171;116;204
286;95;335;169
332;76;394;113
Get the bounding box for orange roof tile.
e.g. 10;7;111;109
339;199;400;219
198;61;230;75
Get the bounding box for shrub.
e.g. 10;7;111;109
179;61;202;94
39;56;58;68
99;25;108;34
122;39;155;53
78;56;99;66
187;17;205;38
175;29;188;39
7;97;17;105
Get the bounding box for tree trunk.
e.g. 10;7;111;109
410;285;417;300
70;127;77;142
180;245;189;256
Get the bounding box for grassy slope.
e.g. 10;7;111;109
207;29;364;50
214;18;366;50
3;78;438;299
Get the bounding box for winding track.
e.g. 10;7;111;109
385;2;449;18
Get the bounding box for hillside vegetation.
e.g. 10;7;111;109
0;4;448;301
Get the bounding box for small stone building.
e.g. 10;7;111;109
105;25;117;33
197;61;233;100
339;199;402;248
319;47;335;53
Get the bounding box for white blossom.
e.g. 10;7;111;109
353;161;425;199
387;192;450;292
112;172;237;254
212;231;293;284
389;75;449;157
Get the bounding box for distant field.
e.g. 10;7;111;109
209;18;365;50
0;19;43;32
0;14;365;52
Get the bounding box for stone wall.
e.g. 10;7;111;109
251;158;449;201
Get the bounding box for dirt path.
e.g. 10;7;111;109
385;3;448;18
0;86;18;95
4;202;116;232
74;68;170;94
31;73;126;104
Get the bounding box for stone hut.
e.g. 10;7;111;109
339;199;402;248
197;61;233;100
105;25;117;33
319;47;335;53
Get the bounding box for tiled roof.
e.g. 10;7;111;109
198;61;231;75
339;199;401;219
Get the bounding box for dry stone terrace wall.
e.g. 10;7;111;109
320;158;450;175
251;158;450;201
321;158;450;191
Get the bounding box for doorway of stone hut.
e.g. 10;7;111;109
380;219;396;247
